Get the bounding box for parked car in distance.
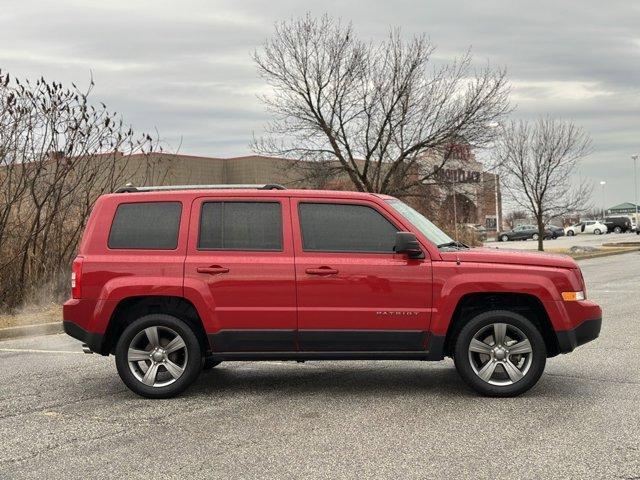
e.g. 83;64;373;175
63;184;602;399
497;224;553;242
545;225;565;238
603;216;632;233
565;220;607;236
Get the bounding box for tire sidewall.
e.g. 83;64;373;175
115;313;203;398
454;310;547;397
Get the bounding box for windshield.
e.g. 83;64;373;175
385;199;455;247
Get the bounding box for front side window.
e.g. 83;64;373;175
299;203;398;253
385;199;454;247
109;202;182;250
198;201;282;251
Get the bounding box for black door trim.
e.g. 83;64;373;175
208;329;296;352
298;329;427;351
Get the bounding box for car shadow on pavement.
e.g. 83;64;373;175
175;362;584;400
185;362;469;398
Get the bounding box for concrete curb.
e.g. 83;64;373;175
572;248;640;261
0;322;63;341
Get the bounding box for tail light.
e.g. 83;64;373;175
71;256;84;299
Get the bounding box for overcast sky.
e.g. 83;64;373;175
1;0;639;208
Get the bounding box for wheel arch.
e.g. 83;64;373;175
102;296;209;356
443;292;560;358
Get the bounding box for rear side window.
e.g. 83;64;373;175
108;202;182;250
198;202;282;251
298;203;398;253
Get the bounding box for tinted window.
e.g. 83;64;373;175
199;202;282;250
109;202;181;249
299;203;398;252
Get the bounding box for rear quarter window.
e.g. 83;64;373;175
108;201;182;250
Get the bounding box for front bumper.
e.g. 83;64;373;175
556;317;602;354
63;321;105;354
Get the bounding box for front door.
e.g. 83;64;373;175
184;196;297;352
292;198;433;352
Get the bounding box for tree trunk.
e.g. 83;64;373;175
536;215;545;252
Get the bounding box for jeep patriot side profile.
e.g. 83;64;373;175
63;185;602;398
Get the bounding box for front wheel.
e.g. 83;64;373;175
594;228;601;235
532;233;539;241
115;314;203;398
453;310;546;397
614;226;622;233
567;230;574;236
500;234;509;242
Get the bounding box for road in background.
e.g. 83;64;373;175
485;231;638;250
1;253;638;479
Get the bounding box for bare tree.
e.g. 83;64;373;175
0;70;163;311
252;14;511;196
495;117;593;251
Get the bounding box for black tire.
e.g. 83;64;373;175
532;233;539;241
115;314;203;398
567;230;574;236
614;226;622;233
203;357;222;370
594;228;601;235
453;310;547;397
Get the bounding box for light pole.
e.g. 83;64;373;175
494;173;501;233
632;155;638;222
600;181;606;219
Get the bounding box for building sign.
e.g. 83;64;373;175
433;167;481;184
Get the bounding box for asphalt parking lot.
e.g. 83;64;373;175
485;231;639;250
1;253;639;479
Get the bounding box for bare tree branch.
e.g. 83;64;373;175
251;14;511;196
495;117;593;251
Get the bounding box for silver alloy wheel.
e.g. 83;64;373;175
127;326;188;388
532;233;539;240
501;235;509;242
467;323;533;386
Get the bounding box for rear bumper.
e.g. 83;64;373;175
556;317;602;354
63;321;105;354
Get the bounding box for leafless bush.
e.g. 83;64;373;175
0;70;162;311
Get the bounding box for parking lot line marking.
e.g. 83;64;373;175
0;347;84;354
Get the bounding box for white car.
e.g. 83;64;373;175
565;220;606;236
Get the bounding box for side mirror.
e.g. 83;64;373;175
394;232;424;259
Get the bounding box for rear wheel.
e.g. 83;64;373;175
453;310;546;397
594;228;601;235
532;233;539;241
614;226;622;233
567;230;574;236
500;234;509;242
115;314;202;398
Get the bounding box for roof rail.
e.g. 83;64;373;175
115;184;287;193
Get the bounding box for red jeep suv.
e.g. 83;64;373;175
63;185;602;398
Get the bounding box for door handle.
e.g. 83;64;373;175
305;267;339;275
197;266;230;275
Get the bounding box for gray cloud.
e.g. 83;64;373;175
1;0;639;208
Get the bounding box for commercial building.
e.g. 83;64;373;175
118;151;503;232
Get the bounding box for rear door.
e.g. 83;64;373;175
184;196;297;352
291;198;433;352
